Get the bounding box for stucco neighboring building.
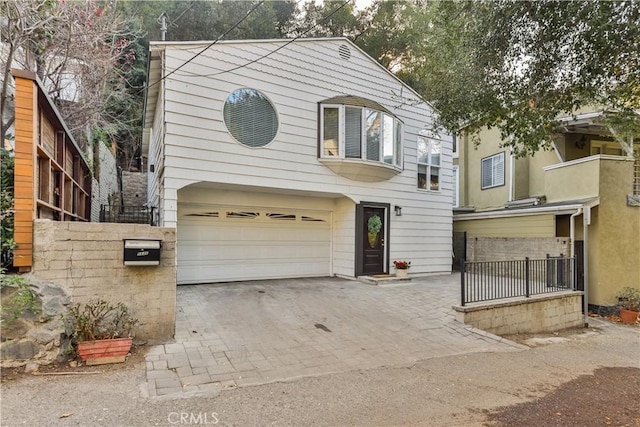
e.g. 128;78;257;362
453;110;640;309
143;38;454;284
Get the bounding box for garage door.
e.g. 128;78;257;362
177;205;331;284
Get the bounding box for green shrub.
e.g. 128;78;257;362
1;147;15;268
0;272;41;322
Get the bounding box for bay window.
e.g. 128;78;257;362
320;102;403;168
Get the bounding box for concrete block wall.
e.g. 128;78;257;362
453;292;584;335
30;219;176;343
467;237;571;262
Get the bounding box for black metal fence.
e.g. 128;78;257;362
461;256;576;306
100;205;157;226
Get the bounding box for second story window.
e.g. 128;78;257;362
481;152;505;189
320;98;403;168
417;135;441;191
224;88;278;148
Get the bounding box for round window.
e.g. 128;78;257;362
223;88;278;148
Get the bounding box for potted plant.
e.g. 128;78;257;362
616;287;640;324
393;260;411;278
367;215;382;248
63;300;138;365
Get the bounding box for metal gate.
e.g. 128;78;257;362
452;231;467;271
575;240;584;291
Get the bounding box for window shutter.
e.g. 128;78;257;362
345;107;362;158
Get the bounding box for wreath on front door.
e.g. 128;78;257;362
367;215;382;248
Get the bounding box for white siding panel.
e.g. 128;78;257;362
333;197;356;276
155;39;453;275
147;87;165;209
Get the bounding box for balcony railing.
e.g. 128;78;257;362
100;205;157;226
543;155;634;203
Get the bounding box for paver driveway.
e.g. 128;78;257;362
143;274;525;397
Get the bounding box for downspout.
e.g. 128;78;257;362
570;207;582;324
582;206;591;326
509;152;515;202
508;135;515;202
117;165;123;214
569;208;582;258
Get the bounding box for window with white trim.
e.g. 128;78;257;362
481;152;505;189
417;135;441;191
320;104;403;167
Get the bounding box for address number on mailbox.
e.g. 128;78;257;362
123;239;161;266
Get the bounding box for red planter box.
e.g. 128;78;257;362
77;338;133;365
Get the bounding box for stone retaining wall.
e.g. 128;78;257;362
1;219;177;365
122;171;148;207
453;292;584;335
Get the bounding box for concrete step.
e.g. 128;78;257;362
358;274;412;286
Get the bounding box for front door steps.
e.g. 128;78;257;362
358;274;411;286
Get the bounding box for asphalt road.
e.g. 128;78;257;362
1;318;638;427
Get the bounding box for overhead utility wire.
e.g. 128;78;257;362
144;0;266;92
177;0;353;78
170;1;196;27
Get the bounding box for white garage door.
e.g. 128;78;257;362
177;205;331;284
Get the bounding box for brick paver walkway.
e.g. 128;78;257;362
143;274;526;397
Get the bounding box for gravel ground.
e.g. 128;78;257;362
486;366;640;427
1;318;638;427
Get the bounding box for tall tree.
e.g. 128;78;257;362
1;0;143;157
356;1;424;71
118;0;297;42
406;0;640;156
296;0;364;39
295;0;424;74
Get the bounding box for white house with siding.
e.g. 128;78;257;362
142;38;454;285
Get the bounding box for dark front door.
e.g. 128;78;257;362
362;206;386;275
